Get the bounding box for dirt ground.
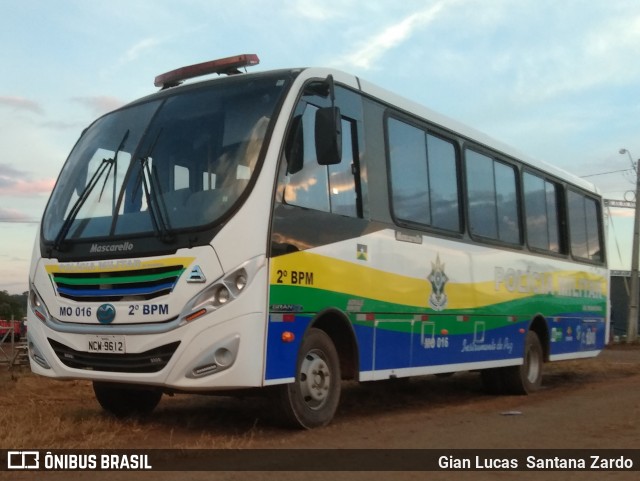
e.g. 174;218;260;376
1;343;639;481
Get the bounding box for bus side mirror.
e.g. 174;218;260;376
315;106;342;166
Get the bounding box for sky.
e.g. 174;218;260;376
1;0;640;294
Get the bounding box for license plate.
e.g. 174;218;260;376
87;335;126;354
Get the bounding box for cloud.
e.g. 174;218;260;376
610;208;635;218
0;96;44;115
72;96;125;116
335;0;456;70
0;163;56;197
123;37;162;63
0;164;23;178
98;36;164;79
0;206;36;223
41;120;87;130
506;9;640;104
0;178;56;196
288;0;346;21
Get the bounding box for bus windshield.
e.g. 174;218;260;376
42;74;288;246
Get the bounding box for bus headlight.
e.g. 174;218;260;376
235;272;247;291
29;284;51;323
179;258;261;326
215;286;230;305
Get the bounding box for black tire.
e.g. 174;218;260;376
481;331;544;395
502;331;544;394
277;328;341;429
93;382;162;418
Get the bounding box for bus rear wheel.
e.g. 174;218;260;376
504;330;543;394
481;331;543;395
277;328;341;429
93;382;162;418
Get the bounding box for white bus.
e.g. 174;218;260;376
28;54;608;428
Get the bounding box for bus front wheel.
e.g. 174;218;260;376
277;328;341;429
93;382;162;418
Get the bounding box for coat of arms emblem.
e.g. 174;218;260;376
428;254;448;311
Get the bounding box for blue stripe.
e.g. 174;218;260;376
57;282;176;297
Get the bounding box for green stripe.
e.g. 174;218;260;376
53;268;185;286
270;284;606;335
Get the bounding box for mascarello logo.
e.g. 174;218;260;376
96;304;116;324
89;241;134;254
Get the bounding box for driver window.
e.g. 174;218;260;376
283;104;358;217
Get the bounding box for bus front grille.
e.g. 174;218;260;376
50;265;186;302
48;339;180;373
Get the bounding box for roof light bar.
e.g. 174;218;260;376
154;54;260;89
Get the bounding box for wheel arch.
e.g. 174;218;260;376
528;314;550;362
307;308;359;380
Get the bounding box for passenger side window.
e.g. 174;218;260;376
465;149;521;244
523;172;561;253
568;190;603;261
387;117;460;232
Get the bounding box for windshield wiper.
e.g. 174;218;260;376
139;157;175;243
134;130;175;243
54;130;129;250
98;130;129;208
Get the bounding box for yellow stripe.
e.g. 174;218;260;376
270;251;607;310
45;257;196;274
271;251;427;307
270;251;490;309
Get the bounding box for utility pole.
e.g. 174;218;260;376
620;148;639;342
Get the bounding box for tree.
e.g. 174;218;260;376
0;290;26;319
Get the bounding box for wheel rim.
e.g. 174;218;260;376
299;349;331;410
525;345;541;384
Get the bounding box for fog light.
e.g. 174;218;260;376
186;334;240;379
214;347;233;366
28;340;51;369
